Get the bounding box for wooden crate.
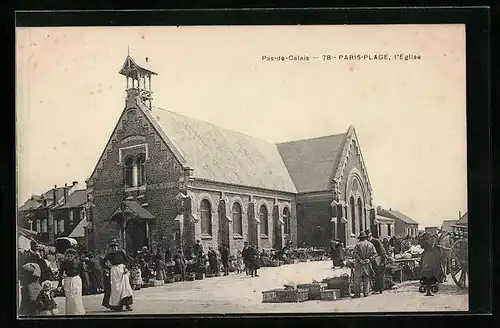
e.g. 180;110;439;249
325;277;350;297
297;283;328;300
262;288;309;303
320;289;341;301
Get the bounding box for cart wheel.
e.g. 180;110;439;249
418;286;426;293
431;285;439;293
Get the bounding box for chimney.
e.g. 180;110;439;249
376;205;382;213
53;185;57;206
64;183;68;204
459;211;462;219
72;181;78;188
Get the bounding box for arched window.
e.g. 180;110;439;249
283;207;291;235
36;220;41;233
260;205;269;236
200;199;212;236
42;219;48;233
357;198;363;232
137;154;146;186
124;156;135;188
59;220;65;233
232;202;243;236
350;197;356;235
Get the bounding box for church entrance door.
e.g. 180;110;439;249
125;218;147;255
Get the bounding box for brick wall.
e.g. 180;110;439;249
184;184;295;255
89;103;184;255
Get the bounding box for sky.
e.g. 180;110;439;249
16;25;467;228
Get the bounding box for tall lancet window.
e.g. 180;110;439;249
124;156;135;188
350;197;356;235
137;154;146;186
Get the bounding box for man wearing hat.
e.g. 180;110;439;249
352;231;377;298
366;229;387;294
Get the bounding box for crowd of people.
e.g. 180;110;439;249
18;238;300;316
347;229;445;298
19;230;444;316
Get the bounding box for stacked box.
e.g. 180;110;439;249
297;283;328;300
262;288;309;303
320;289;341;301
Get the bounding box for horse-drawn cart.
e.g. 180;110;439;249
436;230;468;288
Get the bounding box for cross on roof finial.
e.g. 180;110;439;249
127;45;130;56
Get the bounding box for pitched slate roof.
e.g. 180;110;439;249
57;190;87;209
149;107;297;193
441;220;458;231
377;208;419;225
19;187;66;211
455;212;468;226
277;133;348;193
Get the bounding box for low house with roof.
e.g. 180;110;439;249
18;182;80;243
85;54;376;255
372;215;395;239
376;206;419;237
452;211;468;233
440;220;458;232
52;189;90;246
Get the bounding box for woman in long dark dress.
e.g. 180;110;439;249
103;240;133;312
85;251;104;294
100;255;111;308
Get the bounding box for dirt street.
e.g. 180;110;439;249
54;260;468;315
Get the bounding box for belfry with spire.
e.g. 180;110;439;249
119;49;157;109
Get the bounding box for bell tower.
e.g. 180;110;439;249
119;51;157;109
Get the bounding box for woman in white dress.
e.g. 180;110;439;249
57;248;85;315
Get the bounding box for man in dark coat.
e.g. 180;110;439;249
207;247;218;275
353;231;377;298
366;229;387;294
249;245;260;277
241;242;252;276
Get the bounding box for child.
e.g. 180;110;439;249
129;260;143;291
236;252;245;274
36;281;58;316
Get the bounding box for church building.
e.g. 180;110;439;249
85;55;375;256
